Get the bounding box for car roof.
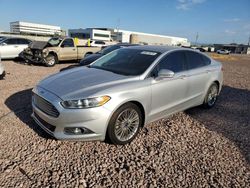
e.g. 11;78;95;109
115;43;139;47
125;45;181;53
1;37;31;40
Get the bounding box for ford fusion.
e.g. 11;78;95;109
32;46;223;145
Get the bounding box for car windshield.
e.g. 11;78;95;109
90;48;161;76
48;38;62;46
97;45;120;55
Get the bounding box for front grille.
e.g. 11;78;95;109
34;112;56;132
33;94;59;118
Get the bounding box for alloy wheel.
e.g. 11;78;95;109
114;108;140;142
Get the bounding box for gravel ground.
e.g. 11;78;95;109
0;55;249;187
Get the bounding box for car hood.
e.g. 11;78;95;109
28;41;49;50
38;67;138;100
80;54;102;66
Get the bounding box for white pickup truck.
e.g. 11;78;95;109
21;37;101;66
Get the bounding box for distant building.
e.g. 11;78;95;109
68;27;190;46
68;28;111;41
114;29;190;46
214;44;250;54
10;21;63;36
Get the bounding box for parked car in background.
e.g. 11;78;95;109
60;43;139;71
0;56;5;79
80;43;139;66
196;47;206;52
217;49;230;55
21;37;101;67
0;37;31;59
88;40;106;47
32;46;223;145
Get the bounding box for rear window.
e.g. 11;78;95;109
185;51;211;70
95;41;105;45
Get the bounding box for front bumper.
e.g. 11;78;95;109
20;51;45;64
31;88;112;141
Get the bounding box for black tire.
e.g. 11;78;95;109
203;83;219;108
45;53;58;67
107;103;143;145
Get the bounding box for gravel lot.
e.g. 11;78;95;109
0;54;249;187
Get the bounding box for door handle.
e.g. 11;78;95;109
206;70;212;73
14;46;18;48
72;49;76;51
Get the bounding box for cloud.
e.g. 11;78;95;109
223;18;240;22
176;0;206;10
243;23;250;29
224;29;236;35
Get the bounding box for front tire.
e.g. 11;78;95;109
45;54;58;67
203;83;219;108
107;103;142;145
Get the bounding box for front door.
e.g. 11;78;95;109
59;38;77;60
149;51;189;122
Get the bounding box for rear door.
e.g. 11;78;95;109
149;51;189;121
16;38;30;57
0;38;19;58
60;38;77;60
185;51;211;105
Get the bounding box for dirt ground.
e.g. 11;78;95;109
0;54;250;187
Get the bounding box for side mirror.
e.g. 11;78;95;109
157;69;174;79
1;43;7;46
61;44;65;48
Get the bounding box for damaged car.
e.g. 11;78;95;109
21;37;100;67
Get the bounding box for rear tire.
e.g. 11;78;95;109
45;54;58;67
107;103;142;145
203;83;219;108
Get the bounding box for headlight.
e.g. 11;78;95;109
61;96;111;109
42;49;49;57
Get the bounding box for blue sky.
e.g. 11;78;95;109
0;0;249;44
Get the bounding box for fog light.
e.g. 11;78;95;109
64;127;84;135
64;127;94;135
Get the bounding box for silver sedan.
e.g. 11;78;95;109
32;46;223;145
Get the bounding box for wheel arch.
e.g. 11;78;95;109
128;101;146;127
108;100;146;128
48;51;58;59
213;80;220;89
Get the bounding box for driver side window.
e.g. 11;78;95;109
152;51;186;77
61;39;74;47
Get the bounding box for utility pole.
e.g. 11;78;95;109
195;32;199;46
115;18;120;42
248;35;250;46
116;18;120;33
